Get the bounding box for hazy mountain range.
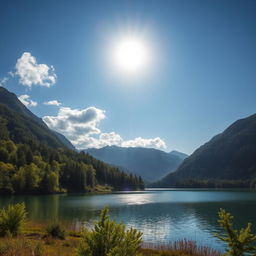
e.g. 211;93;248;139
85;146;188;183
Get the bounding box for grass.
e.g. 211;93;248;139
140;240;222;256
0;221;222;256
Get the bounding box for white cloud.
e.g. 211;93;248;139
79;132;123;149
0;77;9;87
44;100;62;106
122;137;166;149
18;94;38;107
15;52;56;88
43;106;106;147
43;106;167;150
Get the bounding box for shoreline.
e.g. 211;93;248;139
0;220;222;256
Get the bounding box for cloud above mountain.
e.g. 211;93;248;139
18;94;38;107
43;106;105;146
43;107;166;150
122;137;166;149
15;52;56;88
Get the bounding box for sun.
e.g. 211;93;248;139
112;37;149;74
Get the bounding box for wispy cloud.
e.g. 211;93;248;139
18;94;38;107
0;77;9;87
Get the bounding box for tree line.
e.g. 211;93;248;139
0;139;144;194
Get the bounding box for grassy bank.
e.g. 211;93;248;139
3;204;256;256
0;221;222;256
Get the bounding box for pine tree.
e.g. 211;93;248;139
77;207;142;256
215;208;256;256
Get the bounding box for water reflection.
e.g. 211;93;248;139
1;190;256;251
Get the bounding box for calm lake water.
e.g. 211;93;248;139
1;189;256;251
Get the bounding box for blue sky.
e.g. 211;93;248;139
0;0;256;154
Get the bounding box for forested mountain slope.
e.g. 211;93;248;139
0;87;75;149
0;87;144;194
153;114;256;188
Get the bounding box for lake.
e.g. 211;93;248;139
1;189;256;251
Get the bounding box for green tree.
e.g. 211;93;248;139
46;172;59;193
77;207;142;256
0;162;15;194
86;165;96;188
0;147;9;162
12;163;41;193
1;140;17;154
215;208;256;256
0;203;27;237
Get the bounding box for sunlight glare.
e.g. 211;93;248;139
112;37;149;74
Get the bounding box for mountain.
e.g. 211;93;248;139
169;150;188;160
153;114;256;188
0;87;144;194
0;86;75;150
53;131;76;151
85;146;186;183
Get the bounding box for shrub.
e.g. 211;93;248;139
46;221;66;239
77;207;143;256
0;203;27;237
215;208;256;256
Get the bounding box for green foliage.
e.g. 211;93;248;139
46;221;66;239
0;138;144;194
0;162;15;194
0;203;27;237
215;208;256;256
77;207;143;256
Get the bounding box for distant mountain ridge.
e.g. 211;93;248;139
85;146;187;183
169;150;188;160
153;113;256;188
0;86;75;150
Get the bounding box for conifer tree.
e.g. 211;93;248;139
215;208;256;256
77;207;142;256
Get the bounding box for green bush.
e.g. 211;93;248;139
0;203;27;237
46;221;66;239
215;208;256;256
77;207;143;256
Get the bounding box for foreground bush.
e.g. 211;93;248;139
46;221;66;239
0;203;26;237
77;207;143;256
215;208;256;256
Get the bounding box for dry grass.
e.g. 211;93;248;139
141;240;222;256
0;236;79;256
0;223;222;256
